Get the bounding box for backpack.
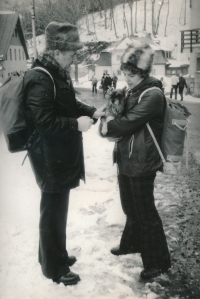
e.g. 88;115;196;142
138;87;190;175
0;67;55;153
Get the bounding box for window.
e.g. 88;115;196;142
103;70;108;74
19;49;21;60
117;70;121;75
10;49;12;60
14;49;17;60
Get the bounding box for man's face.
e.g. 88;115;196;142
56;50;77;70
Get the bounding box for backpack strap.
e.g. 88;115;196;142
138;87;167;164
22;67;56;166
32;67;56;99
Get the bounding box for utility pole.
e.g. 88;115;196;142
31;0;37;59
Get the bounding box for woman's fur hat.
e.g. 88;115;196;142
45;22;83;52
121;41;154;73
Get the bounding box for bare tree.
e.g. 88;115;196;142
164;0;170;36
151;0;156;36
155;0;164;35
143;0;147;31
127;0;134;36
122;1;129;36
134;0;138;33
110;0;117;37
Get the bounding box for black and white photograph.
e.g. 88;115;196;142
0;0;200;298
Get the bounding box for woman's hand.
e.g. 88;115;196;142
92;104;107;119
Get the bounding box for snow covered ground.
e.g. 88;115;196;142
0;123;146;299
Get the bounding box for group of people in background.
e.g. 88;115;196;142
169;71;187;101
93;71;187;101
91;73;118;97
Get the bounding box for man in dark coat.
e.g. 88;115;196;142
178;73;187;101
24;22;104;286
112;73;118;89
103;74;112;97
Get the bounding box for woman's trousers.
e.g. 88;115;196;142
118;172;171;270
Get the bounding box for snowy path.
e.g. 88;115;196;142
0;124;147;299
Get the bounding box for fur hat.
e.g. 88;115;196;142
45;22;83;51
121;42;154;73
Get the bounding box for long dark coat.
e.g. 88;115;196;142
106;76;165;177
24;60;96;193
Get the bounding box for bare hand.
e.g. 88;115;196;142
92;104;107;119
77;116;94;132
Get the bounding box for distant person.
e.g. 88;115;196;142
160;77;166;94
178;73;187;101
112;73;118;89
103;74;112;98
170;71;179;100
92;75;98;94
101;73;105;87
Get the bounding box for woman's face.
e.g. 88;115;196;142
123;69;143;89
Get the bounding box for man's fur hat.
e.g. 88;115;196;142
121;42;154;73
45;22;83;52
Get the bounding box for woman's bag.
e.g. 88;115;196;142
138;87;190;175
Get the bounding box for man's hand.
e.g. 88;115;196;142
92;104;107;119
77;116;94;132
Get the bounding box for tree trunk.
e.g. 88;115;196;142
123;2;126;28
155;0;164;35
128;1;134;36
135;0;138;33
123;2;129;36
110;0;117;37
151;0;156;36
92;11;97;40
164;0;170;36
143;0;146;31
110;8;112;30
104;0;107;29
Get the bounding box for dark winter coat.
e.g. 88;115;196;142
24;59;96;193
106;76;165;177
178;76;187;91
103;76;112;89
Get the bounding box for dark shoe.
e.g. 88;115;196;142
55;271;80;286
110;245;140;256
66;256;77;266
140;267;169;279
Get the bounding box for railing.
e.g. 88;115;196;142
181;28;200;53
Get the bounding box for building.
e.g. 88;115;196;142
180;0;200;96
0;12;29;86
93;36;175;81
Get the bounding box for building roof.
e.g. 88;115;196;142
95;52;111;66
153;51;169;65
0;12;29;60
167;59;189;68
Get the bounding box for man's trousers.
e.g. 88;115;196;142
39;189;70;280
118;173;171;270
